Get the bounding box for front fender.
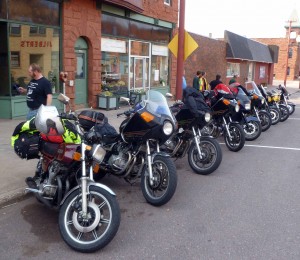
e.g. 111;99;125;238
60;181;116;206
245;116;260;123
152;151;171;159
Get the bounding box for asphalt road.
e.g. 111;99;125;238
1;93;300;259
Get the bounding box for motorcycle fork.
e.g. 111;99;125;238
146;140;154;186
222;116;233;140
192;126;203;159
80;142;89;218
253;107;260;121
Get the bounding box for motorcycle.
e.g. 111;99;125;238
277;84;295;115
12;98;121;253
88;90;178;207
230;86;262;141
161;99;222;175
257;84;281;125
201;84;245;152
244;81;272;132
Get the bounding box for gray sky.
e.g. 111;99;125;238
185;0;299;38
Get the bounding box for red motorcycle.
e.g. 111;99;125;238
12;97;120;253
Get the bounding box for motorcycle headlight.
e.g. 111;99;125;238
92;144;106;163
163;121;174;135
204;112;211;122
245;103;251;110
261;98;265;104
235;104;240;112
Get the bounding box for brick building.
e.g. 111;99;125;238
253;9;300;82
0;0;179;119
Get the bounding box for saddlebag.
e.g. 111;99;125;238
14;132;40;160
78;110;107;131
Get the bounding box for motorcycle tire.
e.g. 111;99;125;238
187;137;222;175
58;186;120;253
287;102;295;115
224;123;245;152
269;108;281;125
279;104;289;122
243;120;262;141
141;155;177;207
258;110;272;132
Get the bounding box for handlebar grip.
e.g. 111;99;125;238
60;113;77;121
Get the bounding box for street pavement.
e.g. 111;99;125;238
0;80;299;206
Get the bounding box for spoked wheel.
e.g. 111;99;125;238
269;108;281;125
258;110;272;132
224;123;245;152
242;120;262;141
59;186;120;253
187;137;222;175
141;155;177;206
279;104;289;122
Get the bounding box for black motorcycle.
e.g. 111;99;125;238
201;84;245;152
257;84;281;125
231;87;262;141
277;84;295;115
86;90;178;207
161;100;222;175
244;81;272;132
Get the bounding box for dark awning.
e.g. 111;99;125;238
225;30;274;63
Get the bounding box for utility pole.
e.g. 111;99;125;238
175;0;185;100
284;20;292;87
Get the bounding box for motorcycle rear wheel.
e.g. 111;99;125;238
224;123;245;152
141;155;177;206
258;110;272;132
58;186;120;253
187;137;222;175
243;120;262;141
279;104;289;122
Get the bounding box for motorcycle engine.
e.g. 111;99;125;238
107;144;131;173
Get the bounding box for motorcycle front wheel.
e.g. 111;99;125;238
287;102;295;115
141;155;177;206
243;120;262;141
258;110;272;132
58;186;120;253
269;108;281;125
187;137;222;175
279;104;289;122
224;123;245;152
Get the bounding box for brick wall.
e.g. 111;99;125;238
62;0;102;109
184;33;227;86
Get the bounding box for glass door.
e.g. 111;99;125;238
130;57;149;91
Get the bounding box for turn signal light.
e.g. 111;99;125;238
141;112;155;123
73;152;81;161
222;99;230;105
252;94;259;99
93;164;100;173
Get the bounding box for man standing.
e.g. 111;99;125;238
18;63;52;120
229;74;238;85
192;70;201;91
210;74;223;90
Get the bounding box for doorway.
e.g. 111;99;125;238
130;57;149;91
75;37;88;106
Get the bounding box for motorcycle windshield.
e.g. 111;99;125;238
138;90;176;124
236;88;250;104
245;81;263;97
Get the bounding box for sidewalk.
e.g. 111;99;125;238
1;80;299;206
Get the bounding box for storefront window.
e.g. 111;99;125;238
226;62;240;77
101;38;129;94
8;0;59;26
9;23;61;94
151;44;169;87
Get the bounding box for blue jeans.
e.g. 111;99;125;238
26;109;38;120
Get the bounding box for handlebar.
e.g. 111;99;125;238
59;112;77;121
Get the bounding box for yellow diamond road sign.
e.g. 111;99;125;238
168;31;198;61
